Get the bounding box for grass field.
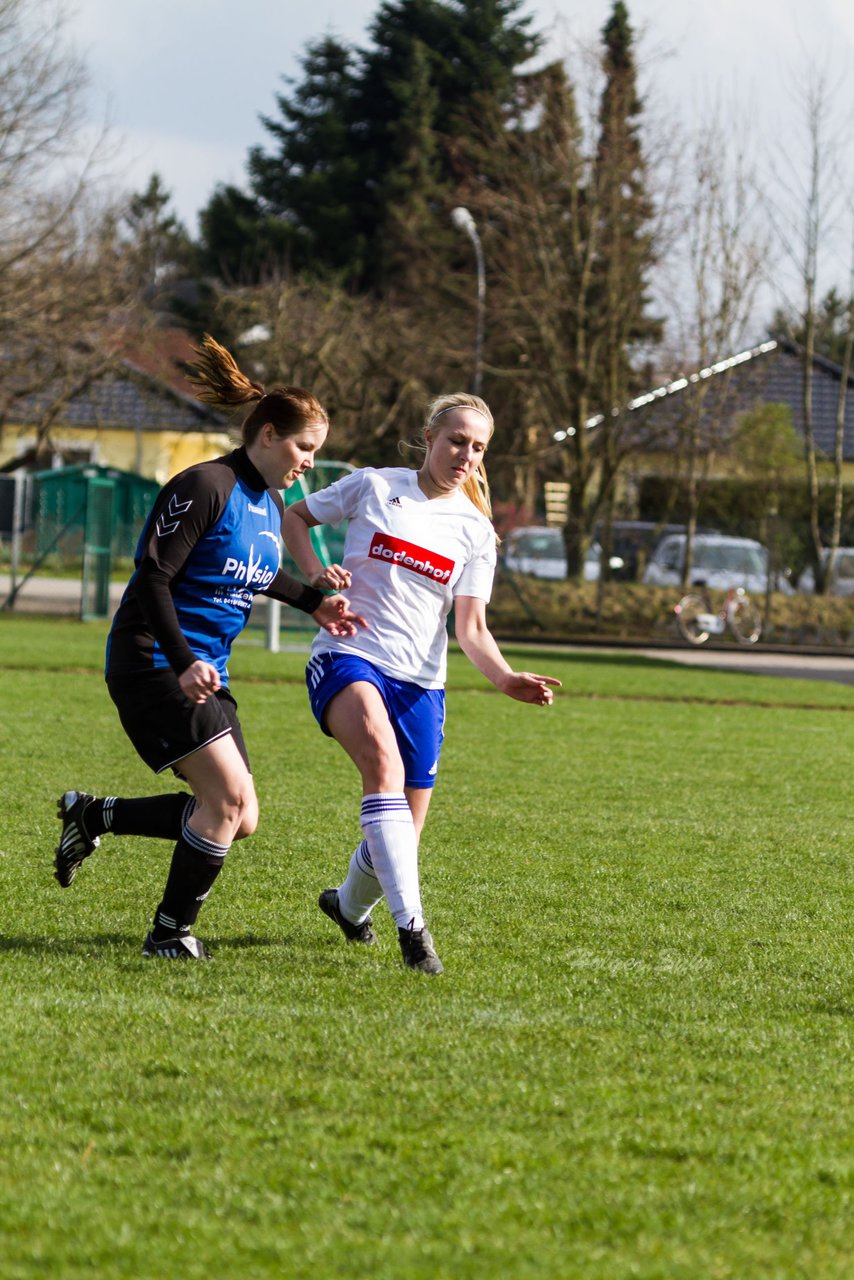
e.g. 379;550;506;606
0;615;851;1279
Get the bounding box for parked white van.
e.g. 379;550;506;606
797;548;854;596
642;533;774;594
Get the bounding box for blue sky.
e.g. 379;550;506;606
66;0;854;234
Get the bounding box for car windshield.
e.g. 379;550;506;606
510;531;563;556
693;542;767;574
830;551;854;580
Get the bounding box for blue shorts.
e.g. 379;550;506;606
306;651;445;789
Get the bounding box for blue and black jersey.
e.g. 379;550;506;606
106;447;323;683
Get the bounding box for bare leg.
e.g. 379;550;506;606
177;734;258;843
324;683;423;928
405;786;433;840
147;734;258;950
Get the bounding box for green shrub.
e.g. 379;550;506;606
490;578;854;647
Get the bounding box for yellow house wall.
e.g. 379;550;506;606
624;450;854;485
1;424;234;483
548;450;854;521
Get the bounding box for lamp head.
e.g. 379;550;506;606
451;205;475;233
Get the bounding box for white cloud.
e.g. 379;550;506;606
57;0;854;256
110;130;250;232
65;0;383;224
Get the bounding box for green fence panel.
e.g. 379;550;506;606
34;464;160;567
255;461;355;644
81;477;115;620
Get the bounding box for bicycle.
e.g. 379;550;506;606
673;586;763;646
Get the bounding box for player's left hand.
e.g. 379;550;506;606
498;671;561;705
313;593;368;638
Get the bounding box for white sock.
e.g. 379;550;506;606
359;793;423;929
336;840;382;925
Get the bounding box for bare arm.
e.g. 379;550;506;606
281;498;367;635
453;595;561;705
282;499;351;592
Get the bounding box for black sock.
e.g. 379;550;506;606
103;793;195;840
150;825;229;939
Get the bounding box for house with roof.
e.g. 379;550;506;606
554;337;854;501
0;331;232;484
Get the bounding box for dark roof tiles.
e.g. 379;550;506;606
14;360;228;434
612;339;854;461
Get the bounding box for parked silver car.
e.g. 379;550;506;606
797;548;854;596
642;533;775;594
501;526;567;580
501;526;617;581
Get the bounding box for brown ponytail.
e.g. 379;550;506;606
188;334;329;446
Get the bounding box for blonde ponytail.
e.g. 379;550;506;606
461;468;493;521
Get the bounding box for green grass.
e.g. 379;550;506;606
0;616;851;1279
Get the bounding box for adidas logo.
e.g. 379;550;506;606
387;496;403;507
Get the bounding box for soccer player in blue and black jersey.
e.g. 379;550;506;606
54;337;365;958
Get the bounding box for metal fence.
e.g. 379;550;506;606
2;460;352;626
261;460;355;651
1;465;159;617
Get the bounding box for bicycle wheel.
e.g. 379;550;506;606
675;593;711;645
729;596;762;644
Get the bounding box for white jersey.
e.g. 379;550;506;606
304;467;496;688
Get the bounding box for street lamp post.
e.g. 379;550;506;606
451;205;485;397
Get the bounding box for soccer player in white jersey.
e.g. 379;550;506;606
282;393;561;974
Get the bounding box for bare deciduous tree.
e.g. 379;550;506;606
211;280;468;466
0;0;133;454
765;61;850;590
828;222;854;572
662;104;769;589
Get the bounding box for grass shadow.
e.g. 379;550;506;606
0;932;297;956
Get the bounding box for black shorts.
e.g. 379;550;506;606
106;669;250;777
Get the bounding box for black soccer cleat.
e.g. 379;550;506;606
54;790;100;887
398;924;444;975
318;888;377;945
142;931;209;960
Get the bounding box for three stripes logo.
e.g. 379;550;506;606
306;654;327;690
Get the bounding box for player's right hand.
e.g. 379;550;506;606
310;563;351;592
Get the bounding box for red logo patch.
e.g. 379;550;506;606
369;533;454;584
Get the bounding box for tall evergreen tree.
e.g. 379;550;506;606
347;0;448;287
122;174;192;296
592;1;660;409
374;36;444;293
586;0;660;581
442;0;540;130
770;287;854;366
357;0;539;190
196;183;292;283
463;60;602;538
196;1;541;291
247;36;366;281
120;174;217;331
460;8;661;574
355;0;540;285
